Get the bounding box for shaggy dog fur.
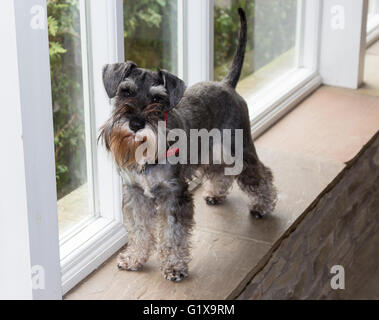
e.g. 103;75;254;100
99;8;277;281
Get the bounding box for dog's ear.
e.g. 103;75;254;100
102;61;137;99
158;69;186;109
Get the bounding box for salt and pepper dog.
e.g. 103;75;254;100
99;9;277;281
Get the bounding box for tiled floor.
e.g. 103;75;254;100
65;42;379;300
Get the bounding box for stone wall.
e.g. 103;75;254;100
237;134;379;300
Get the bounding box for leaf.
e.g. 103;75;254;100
156;0;165;7
49;41;66;57
48;16;59;36
137;8;162;28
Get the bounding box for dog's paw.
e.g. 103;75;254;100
162;268;188;282
117;254;143;271
205;196;225;206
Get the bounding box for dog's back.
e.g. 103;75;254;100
176;82;250;132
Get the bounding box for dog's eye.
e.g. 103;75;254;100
152;96;162;103
122;88;133;97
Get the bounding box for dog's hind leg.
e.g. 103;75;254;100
117;184;157;271
153;179;194;282
204;172;234;205
237;153;277;219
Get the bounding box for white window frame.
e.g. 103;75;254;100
178;0;214;84
367;0;379;46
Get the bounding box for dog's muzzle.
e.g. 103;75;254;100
129;117;146;133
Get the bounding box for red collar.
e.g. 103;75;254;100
157;112;179;161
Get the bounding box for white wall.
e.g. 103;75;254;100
320;0;368;88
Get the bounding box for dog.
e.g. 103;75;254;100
99;8;277;282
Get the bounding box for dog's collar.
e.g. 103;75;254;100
158;112;179;161
139;112;178;172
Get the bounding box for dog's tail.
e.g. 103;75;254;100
222;8;247;89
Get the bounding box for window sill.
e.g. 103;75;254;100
61;218;127;294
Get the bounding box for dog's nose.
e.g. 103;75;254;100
129;118;146;132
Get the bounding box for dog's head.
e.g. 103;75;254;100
99;61;185;169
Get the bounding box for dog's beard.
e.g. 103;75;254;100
100;121;158;169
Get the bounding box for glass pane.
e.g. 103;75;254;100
47;0;93;236
123;0;178;74
214;0;298;96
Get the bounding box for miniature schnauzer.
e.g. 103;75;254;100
99;9;277;282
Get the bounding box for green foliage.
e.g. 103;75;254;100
123;0;178;73
47;0;86;199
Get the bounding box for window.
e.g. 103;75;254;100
48;0;96;237
52;0;128;294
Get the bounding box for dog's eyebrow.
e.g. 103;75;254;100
119;78;137;92
150;85;168;97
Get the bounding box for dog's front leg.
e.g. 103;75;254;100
153;180;194;282
118;184;157;271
